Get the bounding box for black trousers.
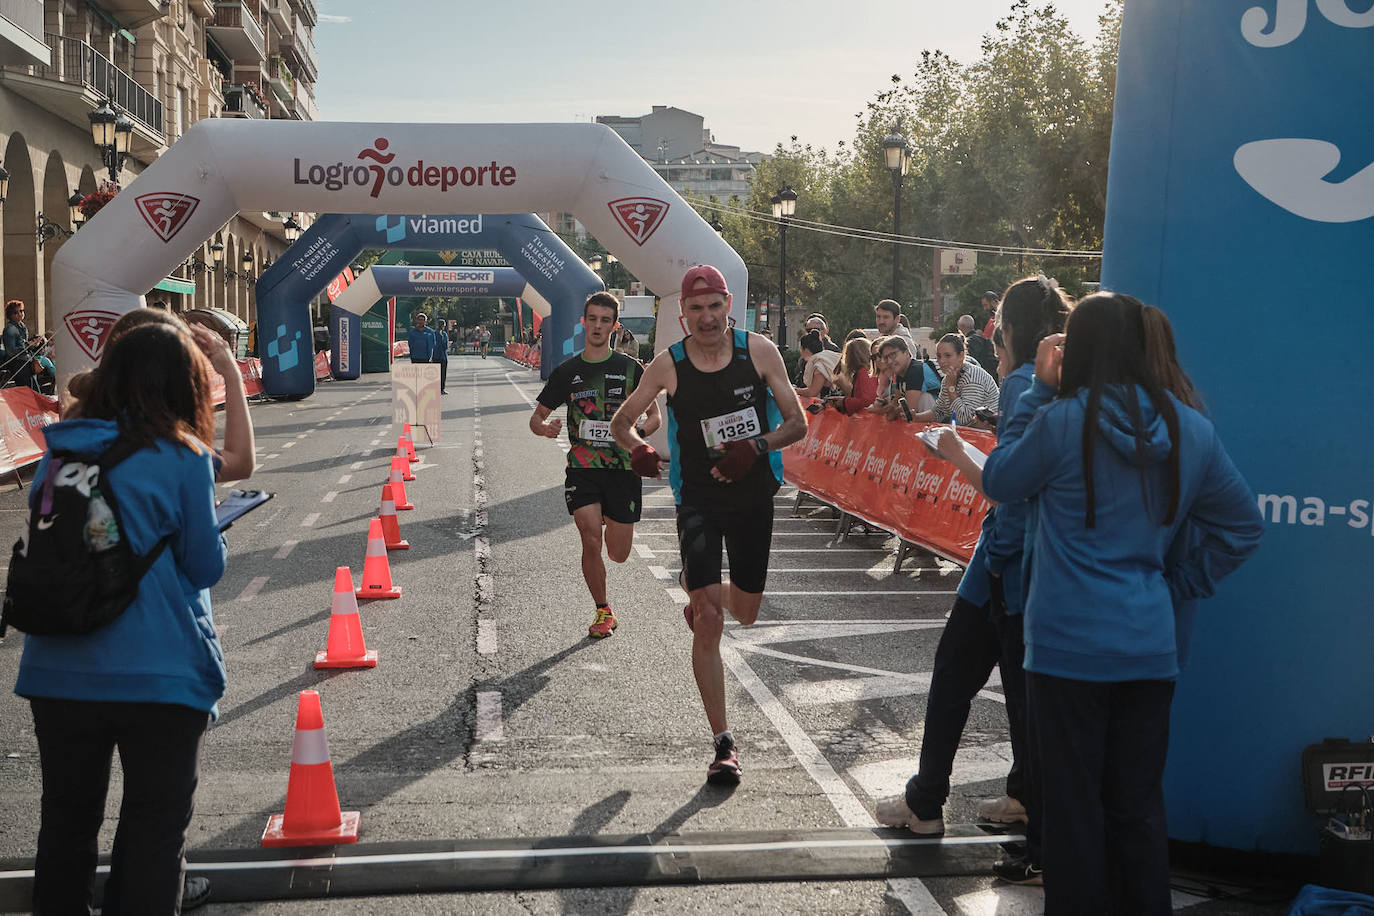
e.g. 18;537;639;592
30;698;208;915
1029;673;1175;915
906;595;1029;821
439;359;448;392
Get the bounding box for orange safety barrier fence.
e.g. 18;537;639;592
781;405;995;565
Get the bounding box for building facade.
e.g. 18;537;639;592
0;0;319;339
596;106;763;201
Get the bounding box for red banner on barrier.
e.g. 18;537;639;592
782;407;994;564
237;357;264;397
0;387;59;474
391;340;410;359
314;349;331;381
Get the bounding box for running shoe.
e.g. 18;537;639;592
991;855;1044;886
588;607;618;638
874;794;945;835
707;734;741;785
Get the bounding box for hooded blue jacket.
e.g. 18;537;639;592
14;419;228;715
981;379;1262;682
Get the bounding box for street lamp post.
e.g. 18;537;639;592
771;185;797;349
881;124;912;307
88;99;133;187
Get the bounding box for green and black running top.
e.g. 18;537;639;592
537;351;644;470
667;329;784;507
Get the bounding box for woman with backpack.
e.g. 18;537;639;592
979;293;1263;912
14;323;233;914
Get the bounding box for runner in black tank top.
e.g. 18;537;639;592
610;265;807;786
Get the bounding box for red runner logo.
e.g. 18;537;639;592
135;192;200;242
608;197;669;246
64;310;121;361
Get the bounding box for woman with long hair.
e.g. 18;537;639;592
979;292;1262;912
911;333;1000;426
877;278;1071;885
16;323;233;913
829;336;880;413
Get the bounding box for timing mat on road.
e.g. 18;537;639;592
0;825;1021;908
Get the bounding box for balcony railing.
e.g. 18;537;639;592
266;54;293;99
287;0;315;27
4;32;163;135
0;0;43;45
211;1;266;60
220;79;266;118
281;21;315;80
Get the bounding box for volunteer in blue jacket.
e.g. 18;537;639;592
16;323;231;914
980;293;1263;913
407;310;437;364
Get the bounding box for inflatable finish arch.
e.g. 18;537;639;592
254;211;600;395
50;120;746;390
1103;2;1374;854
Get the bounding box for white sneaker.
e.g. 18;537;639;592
977;795;1028;824
875;794;945;835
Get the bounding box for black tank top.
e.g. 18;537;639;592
666;329;782;508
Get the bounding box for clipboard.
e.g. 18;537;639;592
216;489;274;531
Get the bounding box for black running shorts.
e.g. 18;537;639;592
675;502;775;594
563;468;642;524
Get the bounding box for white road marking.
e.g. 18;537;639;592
350;461;364;470
848;745;1016;801
338;475;352;484
889;878;949;916
300;513;320;528
321;491;337;503
634;544;655;559
728;621;948;646
296;434;308;439
667;587;689;604
477;691;503;741
647;565;670;580
273;540;298;560
767;590;958;596
264;454;280;460
282;442;295;449
236;576;268;601
477;619;497;656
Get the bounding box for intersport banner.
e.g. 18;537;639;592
782;408;992;565
1103;1;1373;854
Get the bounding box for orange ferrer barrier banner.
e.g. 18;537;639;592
237;357;264;397
781;407;995;565
0;387;59;474
504;343;540;369
314;350;331;381
391;340;410;359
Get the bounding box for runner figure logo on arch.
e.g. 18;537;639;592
63;310;121;361
134;192;200;243
608;197;670;246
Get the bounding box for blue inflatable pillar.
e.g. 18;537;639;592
1102;1;1374;854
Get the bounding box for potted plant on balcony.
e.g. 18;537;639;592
77;181;119;221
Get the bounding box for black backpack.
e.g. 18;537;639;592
1;439;169;637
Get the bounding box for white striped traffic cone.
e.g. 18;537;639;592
355;518;402;599
261;689;361;846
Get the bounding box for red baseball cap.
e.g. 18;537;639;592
680;264;730;301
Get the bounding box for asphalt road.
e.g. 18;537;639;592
0;356;1294;914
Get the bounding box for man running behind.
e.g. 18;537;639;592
530;293;660;638
611;265;806;785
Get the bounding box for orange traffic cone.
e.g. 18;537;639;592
315;567;378;669
392;446;415;482
378;483;409;550
355;518;402;599
388;463;414;511
402;423;419;463
261;689;361;847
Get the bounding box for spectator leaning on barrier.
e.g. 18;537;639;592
912;334;1000;427
3;299;40;391
17;323;232;914
803;314;841;353
959;313;997;381
868;335;940;420
829;336;880;413
795;331;840;399
979;293;1263;912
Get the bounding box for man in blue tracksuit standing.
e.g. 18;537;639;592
407;311;436;365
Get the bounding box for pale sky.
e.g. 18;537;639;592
313;0;1115;154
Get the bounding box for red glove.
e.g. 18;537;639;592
713;438;760;482
630;443;662;478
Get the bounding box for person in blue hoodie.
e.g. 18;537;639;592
16;323;230;914
980;293;1263;914
406;310;436;364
